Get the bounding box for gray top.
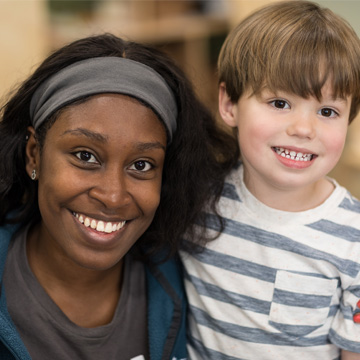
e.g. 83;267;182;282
3;223;149;360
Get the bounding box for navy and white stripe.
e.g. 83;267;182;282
181;165;360;359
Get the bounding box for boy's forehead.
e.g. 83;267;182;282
320;81;351;101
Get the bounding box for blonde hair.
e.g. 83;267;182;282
218;0;360;122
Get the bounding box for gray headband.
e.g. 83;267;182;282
30;57;178;141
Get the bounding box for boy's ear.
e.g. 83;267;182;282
218;82;238;127
25;126;40;179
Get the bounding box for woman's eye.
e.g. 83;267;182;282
270;99;290;109
75;151;97;163
130;161;153;172
319;108;337;117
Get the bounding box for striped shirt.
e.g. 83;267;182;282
180;164;360;359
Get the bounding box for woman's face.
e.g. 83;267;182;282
26;94;167;271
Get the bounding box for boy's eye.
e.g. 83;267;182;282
319;108;337;117
75;151;97;163
130;160;153;172
270;99;290;109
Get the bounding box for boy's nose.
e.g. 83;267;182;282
286;114;316;140
89;168;132;209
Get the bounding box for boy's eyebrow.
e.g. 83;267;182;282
61;128;108;143
60;128;166;151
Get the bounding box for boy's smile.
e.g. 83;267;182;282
272;147;315;162
271;146;316;169
219;81;351;210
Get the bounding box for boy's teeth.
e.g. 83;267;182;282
274;147;312;161
73;213;126;234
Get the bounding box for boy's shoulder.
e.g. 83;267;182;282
314;179;360;234
337;186;360;213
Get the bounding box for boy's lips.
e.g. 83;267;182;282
72;211;126;234
272;146;316;162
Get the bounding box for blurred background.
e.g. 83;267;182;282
1;0;360;197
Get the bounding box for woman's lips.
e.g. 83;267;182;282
72;211;126;234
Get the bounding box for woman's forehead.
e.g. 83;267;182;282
46;94;167;146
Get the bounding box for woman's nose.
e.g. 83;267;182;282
286;113;316;140
88;168;132;209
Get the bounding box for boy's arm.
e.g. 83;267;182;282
342;350;360;359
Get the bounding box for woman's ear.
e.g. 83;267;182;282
25;126;40;180
218;82;238;127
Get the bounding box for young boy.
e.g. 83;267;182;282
180;1;360;359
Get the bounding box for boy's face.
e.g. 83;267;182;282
219;81;351;207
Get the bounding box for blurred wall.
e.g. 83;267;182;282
0;0;49;102
224;0;277;28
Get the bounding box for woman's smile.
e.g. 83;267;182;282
70;210;130;249
72;211;126;234
32;93;167;270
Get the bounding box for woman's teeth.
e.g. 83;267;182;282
73;212;126;233
274;147;313;161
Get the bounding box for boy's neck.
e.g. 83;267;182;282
243;173;335;212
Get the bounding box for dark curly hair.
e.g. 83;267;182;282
0;34;239;260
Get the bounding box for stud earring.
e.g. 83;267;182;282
31;169;37;181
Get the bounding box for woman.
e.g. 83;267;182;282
0;34;237;359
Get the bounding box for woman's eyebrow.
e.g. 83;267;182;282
134;142;166;152
61;128;166;151
61;128;108;143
